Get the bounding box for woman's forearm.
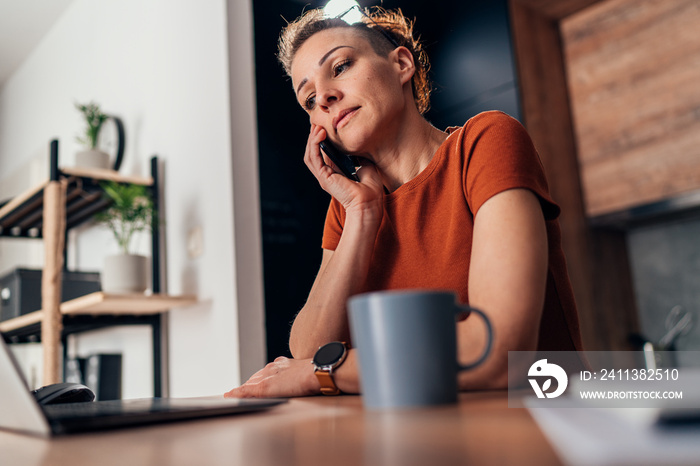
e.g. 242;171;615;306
334;348;361;394
289;209;381;359
457;189;548;390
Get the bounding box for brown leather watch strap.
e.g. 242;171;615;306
314;368;341;395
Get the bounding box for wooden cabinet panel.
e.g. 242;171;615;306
562;0;700;216
510;0;640;351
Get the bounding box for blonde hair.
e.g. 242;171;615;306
278;7;432;114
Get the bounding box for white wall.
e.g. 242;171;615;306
0;0;265;397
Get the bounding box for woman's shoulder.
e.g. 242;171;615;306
442;111;532;154
446;110;522;134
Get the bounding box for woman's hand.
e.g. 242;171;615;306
287;126;386;359
304;125;384;218
224;357;320;398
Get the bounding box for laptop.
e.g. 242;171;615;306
0;338;286;436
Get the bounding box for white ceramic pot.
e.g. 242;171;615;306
75;149;111;170
102;254;149;294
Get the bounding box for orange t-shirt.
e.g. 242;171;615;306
322;111;583;352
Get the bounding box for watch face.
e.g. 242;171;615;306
313;342;346;367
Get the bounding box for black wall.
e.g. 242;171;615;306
251;0;519;360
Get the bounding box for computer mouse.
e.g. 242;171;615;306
32;382;96;405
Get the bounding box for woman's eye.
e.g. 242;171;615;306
304;94;316;110
333;59;352;77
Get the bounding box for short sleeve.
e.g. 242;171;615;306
321;197;345;250
463;112;560;220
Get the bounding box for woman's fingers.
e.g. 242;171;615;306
303;124;327;174
354;158;383;190
304;126;351;189
302;126;385;215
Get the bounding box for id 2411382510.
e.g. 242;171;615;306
581;368;679;381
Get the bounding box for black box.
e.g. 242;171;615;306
66;354;123;401
85;354;122;401
0;268;101;322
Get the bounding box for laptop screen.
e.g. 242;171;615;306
0;338;52;436
1;337;287;437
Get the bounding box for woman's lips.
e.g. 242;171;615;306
334;107;360;130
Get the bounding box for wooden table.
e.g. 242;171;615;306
0;392;562;466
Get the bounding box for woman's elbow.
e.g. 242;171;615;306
288;333;317;360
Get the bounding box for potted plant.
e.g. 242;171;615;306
95;181;156;293
75;101;111;169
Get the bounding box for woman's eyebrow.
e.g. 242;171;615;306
295;45;355;96
318;45;353;66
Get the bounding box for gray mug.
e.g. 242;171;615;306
348;289;493;409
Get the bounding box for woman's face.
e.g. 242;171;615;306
290;27;412;155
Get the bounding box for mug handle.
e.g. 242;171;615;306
456;306;493;371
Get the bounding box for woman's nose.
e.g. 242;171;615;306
317;87;341;112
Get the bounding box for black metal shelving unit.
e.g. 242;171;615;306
0;139;177;397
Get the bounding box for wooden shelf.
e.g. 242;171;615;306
59;166;153;186
0;292;197;334
1;142;174;392
0;168;153;239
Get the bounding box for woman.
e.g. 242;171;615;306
225;6;582;398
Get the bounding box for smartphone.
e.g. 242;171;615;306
319;140;360;182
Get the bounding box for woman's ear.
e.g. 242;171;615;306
392;46;415;85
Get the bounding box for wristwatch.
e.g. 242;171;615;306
312;341;348;395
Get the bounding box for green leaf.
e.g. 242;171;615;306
75;100;109;148
94;181;157;254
